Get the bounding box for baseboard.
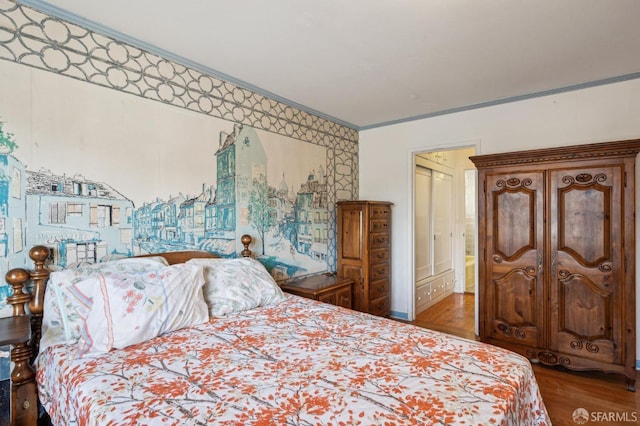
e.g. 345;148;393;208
390;311;408;320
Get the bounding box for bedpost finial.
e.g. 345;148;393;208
29;245;50;263
6;268;30;285
5;268;31;317
240;234;252;257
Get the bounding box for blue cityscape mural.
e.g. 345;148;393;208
0;0;359;393
0;120;328;316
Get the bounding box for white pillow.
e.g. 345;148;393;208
40;256;170;352
76;263;208;357
187;257;286;317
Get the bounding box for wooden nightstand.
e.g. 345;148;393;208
0;315;36;426
281;273;353;309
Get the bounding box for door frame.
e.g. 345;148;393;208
407;140;480;326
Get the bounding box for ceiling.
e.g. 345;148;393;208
20;0;640;130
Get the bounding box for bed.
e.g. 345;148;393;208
6;236;550;425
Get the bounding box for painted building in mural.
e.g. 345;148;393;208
125;123;328;275
0;150;27;305
294;168;328;262
179;186;213;247
25;169;135;266
212;124;269;254
0;158;135;311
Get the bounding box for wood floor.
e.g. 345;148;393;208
411;293;640;426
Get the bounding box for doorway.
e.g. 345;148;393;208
413;146;476;326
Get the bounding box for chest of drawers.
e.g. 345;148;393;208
337;201;392;316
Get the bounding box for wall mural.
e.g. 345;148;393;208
1;118;328;270
0;1;358;387
0;65;329;316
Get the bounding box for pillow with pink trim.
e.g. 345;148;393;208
77;262;207;357
40;256;170;353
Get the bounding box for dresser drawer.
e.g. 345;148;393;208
334;285;352;309
430;275;444;300
444;271;455;292
370;233;390;248
370;247;390;264
318;292;336;305
369;295;390;317
369;278;390;299
370;205;391;219
415;282;432;307
370;263;389;280
281;274;354;310
370;219;390;233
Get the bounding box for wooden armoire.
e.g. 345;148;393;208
470;140;639;390
337;201;392;317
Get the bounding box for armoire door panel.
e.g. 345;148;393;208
556;271;617;364
549;166;623;365
489;268;540;347
494;189;536;260
557;173;612;266
485;172;545;347
558;274;612;339
494;269;537;326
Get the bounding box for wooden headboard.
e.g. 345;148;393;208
4;234;254;426
134;250;221;264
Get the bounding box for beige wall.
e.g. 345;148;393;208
359;78;640;357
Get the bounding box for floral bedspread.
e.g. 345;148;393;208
37;295;550;425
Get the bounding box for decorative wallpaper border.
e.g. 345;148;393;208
0;1;358;148
0;0;360;268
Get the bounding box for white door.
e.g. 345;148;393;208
415;166;432;283
433;171;453;275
